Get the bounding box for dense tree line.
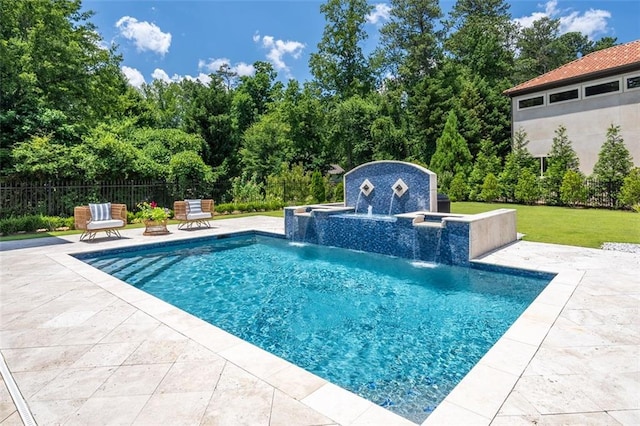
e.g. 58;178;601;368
3;0;635;206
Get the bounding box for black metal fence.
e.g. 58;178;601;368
0;180;177;218
583;177;621;209
0;178;334;218
0;176;622;219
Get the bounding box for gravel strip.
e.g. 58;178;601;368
601;242;640;254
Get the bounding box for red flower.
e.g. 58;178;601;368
150;201;158;208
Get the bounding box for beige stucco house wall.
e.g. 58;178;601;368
505;41;640;175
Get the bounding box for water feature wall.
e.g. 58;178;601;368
285;208;516;265
284;161;517;265
344;161;437;214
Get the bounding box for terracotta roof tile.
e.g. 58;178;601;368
504;39;640;95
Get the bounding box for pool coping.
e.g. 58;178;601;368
1;216;637;425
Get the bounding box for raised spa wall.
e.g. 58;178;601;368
284;161;517;265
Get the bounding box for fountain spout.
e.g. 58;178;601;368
367;205;373;216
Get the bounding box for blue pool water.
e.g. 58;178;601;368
77;234;552;423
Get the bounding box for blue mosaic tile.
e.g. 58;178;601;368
285;161;476;266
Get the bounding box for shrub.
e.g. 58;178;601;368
310;170;326;203
620;167;640;209
230;174;264;203
515;169;541;205
560;170;587;207
448;172;469;202
480;173;500;202
333;182;344;202
214;200;284;215
0;214;74;235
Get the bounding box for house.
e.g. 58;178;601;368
504;40;640;175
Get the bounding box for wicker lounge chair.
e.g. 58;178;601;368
173;199;214;230
74;203;127;241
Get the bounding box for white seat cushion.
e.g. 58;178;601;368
87;219;124;230
186;212;211;220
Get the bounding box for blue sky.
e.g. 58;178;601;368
83;0;640;88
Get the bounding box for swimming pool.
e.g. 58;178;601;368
76;233;553;423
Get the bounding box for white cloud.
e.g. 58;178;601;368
366;3;391;24
559;9;610;38
151;68;172;82
198;58;255;77
121;66;146;88
513;0;611;40
116;16;172;55
234;62;256;77
151;68;215;85
185;73;212;85
255;34;305;75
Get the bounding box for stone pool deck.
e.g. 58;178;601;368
0;215;638;425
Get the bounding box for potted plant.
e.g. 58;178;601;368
138;201;170;235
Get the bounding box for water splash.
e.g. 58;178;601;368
410;261;438;269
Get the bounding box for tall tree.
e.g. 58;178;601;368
593;124;633;204
587;37;618;54
329;95;378;169
444;0;516;83
141;80;187;129
469;139;501;200
429;110;472;193
406;62;459;164
544;125;579;205
513;18;593;83
309;0;374;98
277;80;329;171
240;111;292;183
181;76;236;178
0;0;127;175
498;128;537;201
376;0;443;86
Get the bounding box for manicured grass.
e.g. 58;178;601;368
451;202;640;248
1;206;637;249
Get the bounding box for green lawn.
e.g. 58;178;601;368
1;205;638;249
451;202;640;248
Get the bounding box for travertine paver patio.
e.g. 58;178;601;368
0;215;638;425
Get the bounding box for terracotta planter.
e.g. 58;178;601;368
143;219;170;236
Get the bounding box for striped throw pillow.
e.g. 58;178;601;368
89;203;112;221
186;199;202;214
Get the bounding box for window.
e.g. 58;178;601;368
535;157;548;176
585;80;620;97
549;88;579;103
518;96;544;109
627;76;640;90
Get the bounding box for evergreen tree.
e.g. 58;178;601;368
469;139;501;200
480;173;500;202
498;128;536;201
376;0;443;86
429;110;472;193
593;124;633;204
514;168;541;204
544;125;579;205
310;170;326;203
